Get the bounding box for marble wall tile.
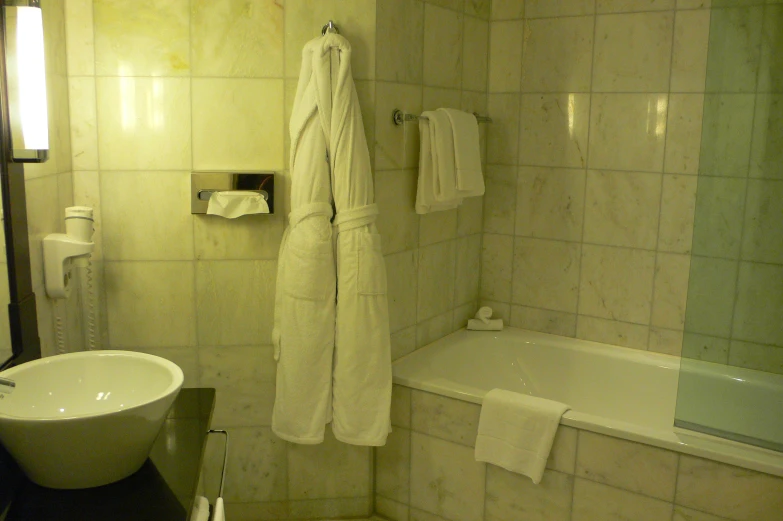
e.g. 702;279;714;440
212;427;287;502
68;78;98;170
578;245;656;324
193;215;286;261
583;170;663;249
375;82;423;170
222;502;289;521
682;333;729;363
287;430;372;500
740;179;783;263
192;79;284;171
198;346;276;427
588;93;667;173
288;497;372;519
487;94;520;165
510;305;578;337
417;241;457;321
576;315;650;350
105;261;196;347
516;167;586;242
93;0;190;76
750;94;783;178
572;478;674;521
376;496;410;521
376;427;411;503
454;235;482;305
376;170;420;254
65;0;94;76
677;0;712;8
489;20;524;92
690;177;746;259
96;77;191;170
72;171;103;259
683;256;737;338
465;0;491;19
424;4;464;88
675;455;783;521
483;165;517;234
648;327;684;356
392;326;417;361
491;0;525;19
480;233;514;302
699;94;755;177
705;6;763;93
457;197;485;236
576;431;679;501
416;311;455;347
485;466;573;521
665;94;705;175
411;390;481;446
525;0;595;18
597;0;676;11
593;12;674;92
410;508;452;521
419;210;458;247
651;252;691;330
392;384;412;428
376;0;424;83
462;16;489;91
132;346;198;387
191;0;283;78
519;94;590;168
673;506;732;521
453;301;478;329
671;9;711;92
732;261;783;346
757;5;783;93
521;16;595;93
512;238;581;313
548;426;578;474
410;433;486;521
386;250;419;332
729;340;783;374
195;260;276;346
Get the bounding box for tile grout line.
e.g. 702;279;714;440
574;0;600;339
647;8;681;351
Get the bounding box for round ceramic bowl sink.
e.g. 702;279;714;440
0;351;184;489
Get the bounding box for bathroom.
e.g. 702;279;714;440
0;0;780;520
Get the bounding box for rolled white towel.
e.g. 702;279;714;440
189;496;210;521
467;318;503;331
475;306;493;324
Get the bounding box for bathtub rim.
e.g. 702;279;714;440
392;327;783;479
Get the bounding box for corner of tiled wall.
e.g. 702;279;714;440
480;0;715;358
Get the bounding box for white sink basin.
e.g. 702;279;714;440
0;351;183;489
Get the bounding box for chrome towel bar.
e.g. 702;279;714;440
392;108;493;126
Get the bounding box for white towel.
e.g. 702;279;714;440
189;496;210;521
416;111;462;214
467;318;503;331
475;389;570;484
440;108;484;195
475;306;493;323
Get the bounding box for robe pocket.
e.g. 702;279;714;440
284;242;334;301
358;232;388;296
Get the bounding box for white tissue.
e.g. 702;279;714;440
189;496;210;521
207;191;269;219
475;306;493;324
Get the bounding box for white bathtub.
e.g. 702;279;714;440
393;327;783;478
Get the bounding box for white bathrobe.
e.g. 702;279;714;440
272;34;392;446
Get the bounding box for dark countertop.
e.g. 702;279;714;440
1;388;215;521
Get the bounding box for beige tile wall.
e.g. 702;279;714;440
26;0;81;359
480;0;711;356
376;385;783;521
63;0;489;518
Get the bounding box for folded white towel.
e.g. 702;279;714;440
475;306;493;323
467;318;503;331
189;496;210;521
416;112;463;214
475;389;570;484
440;108;484;196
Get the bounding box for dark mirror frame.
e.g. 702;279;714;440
0;3;41;370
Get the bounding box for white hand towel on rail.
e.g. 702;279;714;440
475;389;570;484
440;108;484;196
416;110;462;214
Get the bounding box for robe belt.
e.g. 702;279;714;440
332;203;379;233
288;202;334;228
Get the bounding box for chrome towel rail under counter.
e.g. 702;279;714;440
392;109;493;126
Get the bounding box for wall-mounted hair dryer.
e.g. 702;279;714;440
43;206;94;299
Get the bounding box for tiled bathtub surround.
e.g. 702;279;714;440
375;386;783;521
63;0;488;517
481;0;711;356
